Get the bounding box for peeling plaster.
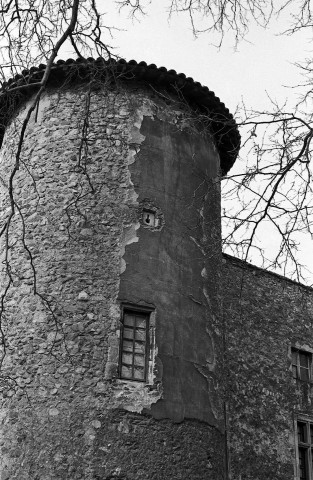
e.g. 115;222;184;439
119;223;140;274
119;107;147;275
111;380;162;413
113;101;163;413
117;107;224;425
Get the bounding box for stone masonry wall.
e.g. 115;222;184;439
0;79;224;479
222;254;313;480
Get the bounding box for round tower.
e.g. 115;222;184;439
0;59;239;479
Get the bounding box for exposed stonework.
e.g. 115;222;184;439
222;254;313;480
2;59;313;480
0;75;225;478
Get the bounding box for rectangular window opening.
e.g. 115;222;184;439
119;308;150;382
297;419;313;480
292;348;312;382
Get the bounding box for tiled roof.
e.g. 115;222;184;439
0;57;240;174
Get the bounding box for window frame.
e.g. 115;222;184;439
118;305;153;383
292;348;312;383
295;417;313;480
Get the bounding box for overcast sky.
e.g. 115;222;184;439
100;1;311;112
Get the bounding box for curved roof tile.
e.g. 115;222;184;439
0;57;240;174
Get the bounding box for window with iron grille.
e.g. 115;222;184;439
292;348;312;382
119;309;149;382
296;420;313;480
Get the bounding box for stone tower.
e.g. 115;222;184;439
0;58;239;479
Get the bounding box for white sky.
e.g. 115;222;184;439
88;1;313;282
103;1;311;112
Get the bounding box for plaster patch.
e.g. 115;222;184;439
119;104;152;273
119;222;140;274
135;101;155;124
129;127;145;146
111;380;162;413
127;148;138;166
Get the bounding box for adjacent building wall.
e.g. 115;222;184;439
222;254;313;480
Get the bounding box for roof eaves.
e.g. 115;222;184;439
0;57;240;174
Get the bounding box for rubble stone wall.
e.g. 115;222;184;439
0;79;224;479
222;254;313;480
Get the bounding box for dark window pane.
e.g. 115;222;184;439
124;314;135;327
135;317;146;329
298;423;307;443
134;367;145;380
122;352;133;365
122;340;133;352
121;365;133;379
300;367;310;382
300;353;310;368
134;354;145;367
123;328;134;340
135;329;146;341
134;341;145;353
292;349;298;364
299;447;308;480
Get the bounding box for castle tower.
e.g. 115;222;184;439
0;59;239;479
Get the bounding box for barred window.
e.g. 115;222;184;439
297;420;313;480
292;348;312;382
119;309;149;382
